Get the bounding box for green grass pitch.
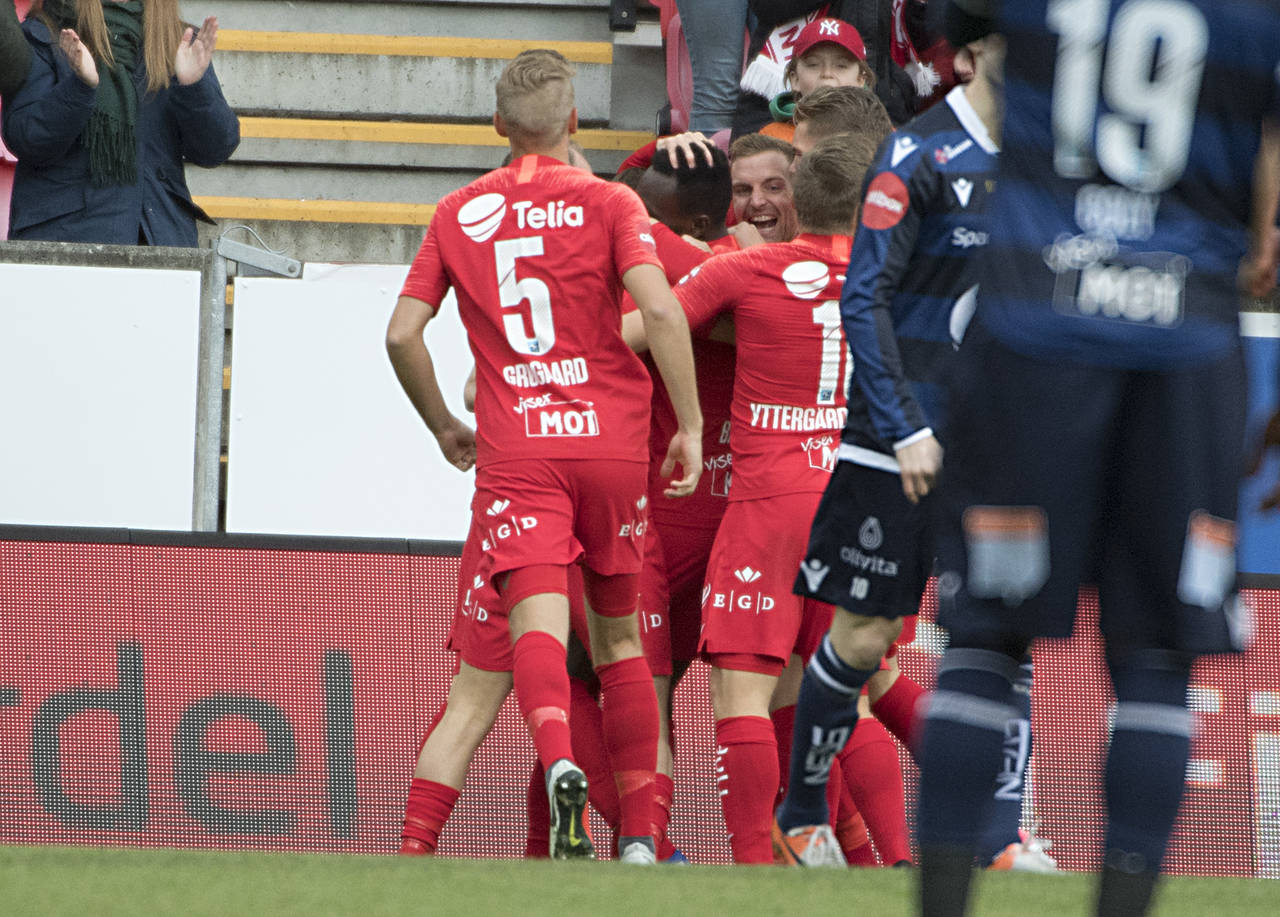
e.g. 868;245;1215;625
3;846;1277;916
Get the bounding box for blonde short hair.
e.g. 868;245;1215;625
792;134;879;233
495;50;577;142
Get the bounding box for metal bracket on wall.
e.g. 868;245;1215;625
609;0;638;32
214;228;302;279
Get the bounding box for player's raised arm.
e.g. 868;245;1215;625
623;263;703;496
386;294;476;471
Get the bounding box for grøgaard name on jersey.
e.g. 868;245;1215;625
502;356;590;388
749;403;847;432
513;200;584;230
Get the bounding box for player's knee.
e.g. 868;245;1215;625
1107;648;1193;706
829;611;901;670
587;611;644;664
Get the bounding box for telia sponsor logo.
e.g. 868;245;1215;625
458;193;507;243
782;261;830;300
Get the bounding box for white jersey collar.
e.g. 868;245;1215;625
946;84;1000;155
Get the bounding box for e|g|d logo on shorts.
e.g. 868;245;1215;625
458;193;507;243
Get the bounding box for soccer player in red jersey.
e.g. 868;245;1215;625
626;136;878;865
387;49;702;864
630;149;739;860
728;133;801;245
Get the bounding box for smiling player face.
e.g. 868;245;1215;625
731;151;798;243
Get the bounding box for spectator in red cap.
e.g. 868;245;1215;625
761;17;873;143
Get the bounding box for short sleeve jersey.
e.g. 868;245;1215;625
639;226;738;528
402;155;662;466
674;234;853;502
979;0;1280;369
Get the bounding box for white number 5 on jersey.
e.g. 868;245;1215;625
495;236;556;355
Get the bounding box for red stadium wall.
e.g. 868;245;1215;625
1;534;1278;875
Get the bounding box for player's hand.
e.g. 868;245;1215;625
175;17;218;86
1239;225;1280;299
434;416;477;472
59;30;98;88
656;131;717;169
681;234;712;253
660;429;703;498
895;434;943;505
1250;408;1280;511
727;222;767;249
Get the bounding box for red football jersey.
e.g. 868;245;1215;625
401;154;662;466
674;233;853;501
636;226;737;528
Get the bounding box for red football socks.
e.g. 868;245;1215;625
770;704;797;807
569;676;620;829
653;771;677;861
835;779;877;865
838;716;912;865
871;672;926;755
597;657;660;840
512;631;575;770
400;778;460;855
525;762;550;858
826;751;846;828
714;715;779;864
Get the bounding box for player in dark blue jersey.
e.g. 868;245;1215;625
917;3;1280;916
771;37;1010;865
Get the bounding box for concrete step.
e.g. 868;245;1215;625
179;1;667;262
188;120;653;262
185;0;615;41
229;118;652;173
212;30;615;122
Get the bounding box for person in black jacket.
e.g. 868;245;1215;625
1;0;239;246
1;0;32;99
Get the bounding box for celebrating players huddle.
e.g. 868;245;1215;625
388;3;1280;916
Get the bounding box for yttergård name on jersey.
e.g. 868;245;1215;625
749;403;847;431
502;356;591;388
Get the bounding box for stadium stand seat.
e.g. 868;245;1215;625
177;1;666;264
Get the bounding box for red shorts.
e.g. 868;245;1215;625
453;529;593;673
638;521;719;671
698;492;835;668
470;458;649;613
449;518;512;672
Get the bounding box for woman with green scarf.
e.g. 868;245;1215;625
1;0;239;245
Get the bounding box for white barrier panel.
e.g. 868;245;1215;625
226;265;475;540
0;262;201;529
